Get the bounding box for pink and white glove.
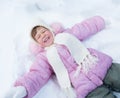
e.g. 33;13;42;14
4;86;27;98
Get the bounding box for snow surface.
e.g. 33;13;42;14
0;0;120;97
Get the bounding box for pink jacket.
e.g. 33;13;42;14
15;16;112;98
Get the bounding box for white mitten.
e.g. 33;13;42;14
4;86;27;98
101;16;113;28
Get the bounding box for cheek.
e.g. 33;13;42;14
37;39;43;44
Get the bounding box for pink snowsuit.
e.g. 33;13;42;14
15;16;112;98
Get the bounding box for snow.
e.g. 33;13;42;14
0;0;120;98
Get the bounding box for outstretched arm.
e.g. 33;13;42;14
65;16;105;41
14;54;53;98
50;22;65;35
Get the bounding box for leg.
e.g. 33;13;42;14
104;63;120;92
86;85;116;98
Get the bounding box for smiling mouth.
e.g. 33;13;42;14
43;36;50;43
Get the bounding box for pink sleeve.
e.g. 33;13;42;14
50;22;65;35
66;16;105;41
29;42;44;56
14;55;53;98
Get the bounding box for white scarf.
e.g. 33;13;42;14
46;33;97;98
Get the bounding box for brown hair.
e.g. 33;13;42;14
31;26;41;41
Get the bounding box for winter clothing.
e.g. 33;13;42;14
5;86;27;98
86;63;120;98
14;16;113;98
86;85;116;98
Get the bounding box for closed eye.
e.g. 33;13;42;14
36;34;41;40
41;29;47;34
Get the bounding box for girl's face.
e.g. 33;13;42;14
34;26;54;48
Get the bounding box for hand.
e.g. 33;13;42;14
4;86;27;98
105;17;112;26
102;16;113;28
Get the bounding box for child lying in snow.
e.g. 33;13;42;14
5;16;120;98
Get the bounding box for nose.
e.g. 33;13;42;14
40;32;46;38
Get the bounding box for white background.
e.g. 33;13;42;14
0;0;120;97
